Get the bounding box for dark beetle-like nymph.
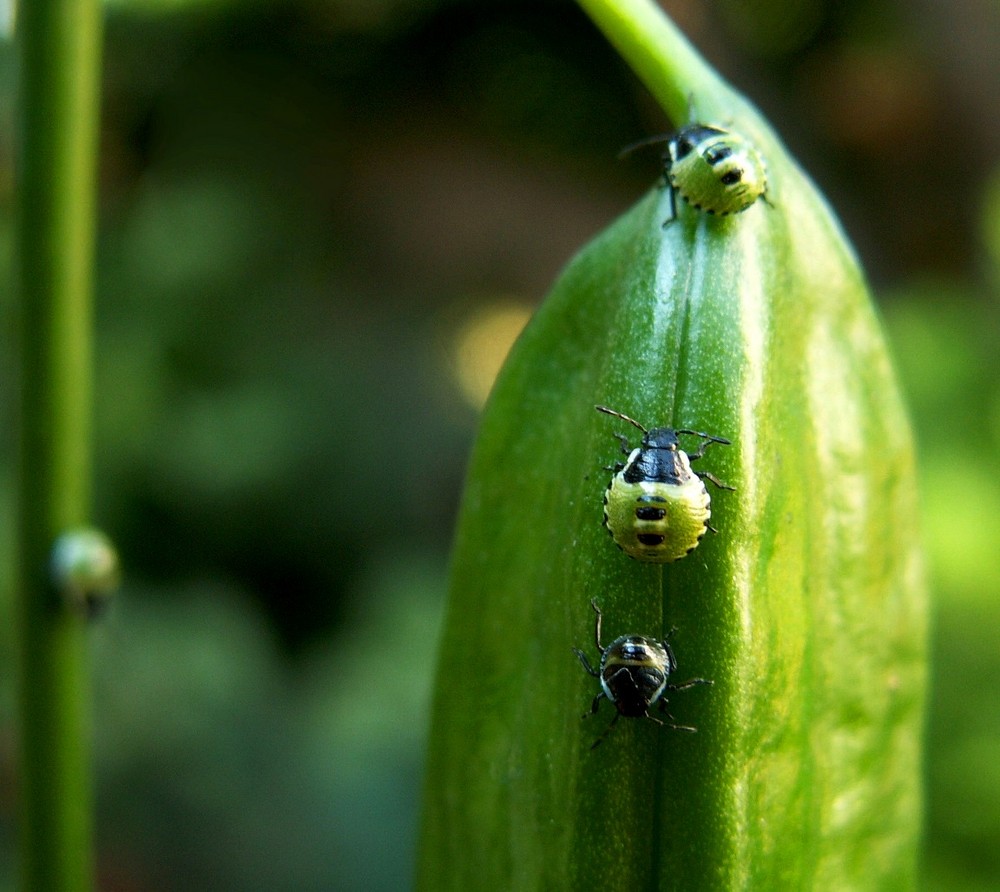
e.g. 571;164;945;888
572;600;712;749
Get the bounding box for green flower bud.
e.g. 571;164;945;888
419;3;928;889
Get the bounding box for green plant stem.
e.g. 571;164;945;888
13;0;104;888
576;0;728;122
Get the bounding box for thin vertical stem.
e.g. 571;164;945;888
13;0;104;888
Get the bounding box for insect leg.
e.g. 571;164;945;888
655;699;699;733
662;182;678;226
667;677;714;693
584;690;606;719
695;470;736;491
589;711;620;750
573;648;599;678
589;598;604;652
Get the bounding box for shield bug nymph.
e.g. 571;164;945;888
665;123;767;219
572;600;712;749
596;405;734;563
621;121;768;222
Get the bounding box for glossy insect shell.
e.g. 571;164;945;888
668;124;766;215
600;634;675;717
604;428;711;562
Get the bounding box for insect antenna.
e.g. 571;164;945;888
675;429;731;445
589;712;621;750
595;405;647;433
616;133;671;160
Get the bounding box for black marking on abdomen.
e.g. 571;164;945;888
635;507;666;521
705;144;733;165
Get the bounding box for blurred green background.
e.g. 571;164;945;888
1;0;998;888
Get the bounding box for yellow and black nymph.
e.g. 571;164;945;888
666;123;767;218
621;122;768;222
572;600;712;749
596;405;734;563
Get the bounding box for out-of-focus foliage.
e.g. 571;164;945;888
882;182;1000;886
88;559;442;890
0;0;998;888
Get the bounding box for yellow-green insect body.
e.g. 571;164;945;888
604;470;711;562
667;124;767;217
596;405;734;563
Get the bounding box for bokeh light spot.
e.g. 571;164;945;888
452;302;533;411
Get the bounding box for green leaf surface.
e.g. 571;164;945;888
418;1;927;888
